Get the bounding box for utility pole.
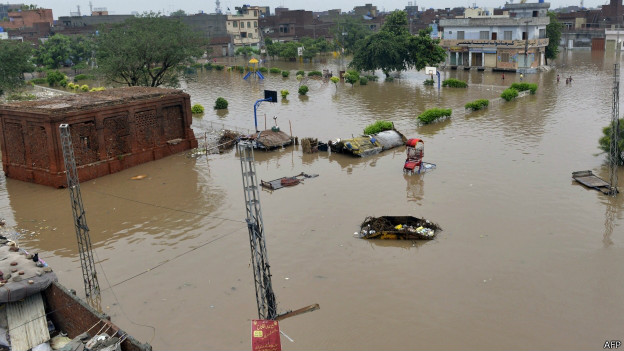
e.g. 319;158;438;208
59;124;101;305
239;141;278;320
524;20;530;69
609;64;620;196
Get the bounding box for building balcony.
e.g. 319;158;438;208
440;38;549;49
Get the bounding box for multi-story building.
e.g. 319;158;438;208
439;2;550;72
2;8;53;30
226;5;261;47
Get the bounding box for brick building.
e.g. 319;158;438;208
0;87;197;188
2;8;53;30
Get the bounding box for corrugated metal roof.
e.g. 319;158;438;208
7;292;50;351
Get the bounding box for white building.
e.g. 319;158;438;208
226;5;261;48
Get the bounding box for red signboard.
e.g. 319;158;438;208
251;320;281;351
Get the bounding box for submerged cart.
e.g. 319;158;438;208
403;138;436;174
358;216;441;240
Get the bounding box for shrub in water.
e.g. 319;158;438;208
215;97;228;109
269;67;281;74
298;85;309;95
281;89;289;98
214;65;224;71
501;88;519;101
282;70;290;77
424;79;434;86
365;75;378;82
191;104;205;114
442;78;468;88
359;77;368;85
465;99;490;111
364;121;394;135
308;71;322;77
296;70;305;77
204;63;213;70
418;108;452;124
344;70;360;87
510;82;538;94
259;67;268;73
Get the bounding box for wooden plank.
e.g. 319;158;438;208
7;292;50;351
274;304;320;321
575;176;610;187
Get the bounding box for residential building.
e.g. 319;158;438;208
439;2;550;72
2;8;53;30
226;5;261;47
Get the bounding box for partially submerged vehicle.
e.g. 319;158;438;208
358;216;441;240
329;130;406;157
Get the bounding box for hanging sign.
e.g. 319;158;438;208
251;320;281;351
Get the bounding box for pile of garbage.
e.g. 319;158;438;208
358;216;440;240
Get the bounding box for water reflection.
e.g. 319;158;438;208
404;173;425;203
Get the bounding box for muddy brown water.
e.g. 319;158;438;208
1;51;623;350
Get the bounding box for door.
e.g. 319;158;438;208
492;32;497;40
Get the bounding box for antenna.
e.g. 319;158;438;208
89;1;92;13
216;0;222;14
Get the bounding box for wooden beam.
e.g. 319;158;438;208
274;304;319;321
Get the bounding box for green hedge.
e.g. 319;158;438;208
418;108;452;124
214;65;224;71
296;70;305;76
359;77;368;85
269;67;281;74
74;74;92;81
191;104;204;114
424;79;434;86
501;88;519;101
204;63;213;70
510;82;538;94
465;99;490;111
215;97;228;109
259;67;268;73
442;78;467;88
365;75;378;82
30;78;47;84
298;85;309;95
308;70;322;77
282;70;290;77
364;120;394;135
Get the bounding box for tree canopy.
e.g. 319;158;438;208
96;13;207;87
349;11;446;77
264;37;331;60
599;118;624;165
329;15;372;54
35;34;72;69
546;11;563;64
0;40;35;96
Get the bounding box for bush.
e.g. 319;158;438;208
46;70;65;87
67;82;76;89
510;82;538;94
598;118;624;165
281;70;290;77
442;78;468;88
280;89;289;98
418;108;452;124
298;85;309;95
259;67;268;73
364;120;394;135
59;78;68;87
214;65;224;71
214;97;228;109
191;104;205;114
269;67;281;74
191;63;203;70
80;84;89;92
308;70;322;77
365;75;378;82
237;66;245;73
30;78;47;84
465;99;490;111
204;63;213;70
424;79;434;86
296;70;305;76
385;76;394;82
74;74;90;81
344;70;360;87
330;76;340;85
501;88;519;101
359;77;368;85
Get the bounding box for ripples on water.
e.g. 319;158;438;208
0;51;623;349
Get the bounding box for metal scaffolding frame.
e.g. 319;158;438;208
238;141;277;320
59;124;101;300
609;64;620;196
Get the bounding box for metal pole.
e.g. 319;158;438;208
524;20;530;69
253;97;273;132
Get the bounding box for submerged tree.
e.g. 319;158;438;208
330;15;372;54
546;11;563;65
96;13;207;87
599;118;624;165
0;40;35;96
349;11;446;78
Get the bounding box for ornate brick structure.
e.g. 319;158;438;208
0;87;197;188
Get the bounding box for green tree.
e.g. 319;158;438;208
0;40;35;96
96;13;207;87
69;35;95;67
235;46;259;57
35;34;72;69
546;11;563;65
344;70;360;87
349;11;446;78
330;15;372;54
170;9;186;16
599;118;624;165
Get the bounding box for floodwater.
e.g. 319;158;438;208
1;50;623;350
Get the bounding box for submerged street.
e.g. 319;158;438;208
1;50;623;349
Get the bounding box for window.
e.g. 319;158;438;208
504;31;512;40
233;21;238;28
539;28;545;38
480;31;489;39
448;31;452;34
249;33;253;38
254;10;257;16
254;21;257;28
500;53;510;62
457;31;464;39
279;24;289;33
247;21;251;28
241;32;247;38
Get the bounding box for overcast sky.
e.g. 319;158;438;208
34;0;611;19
